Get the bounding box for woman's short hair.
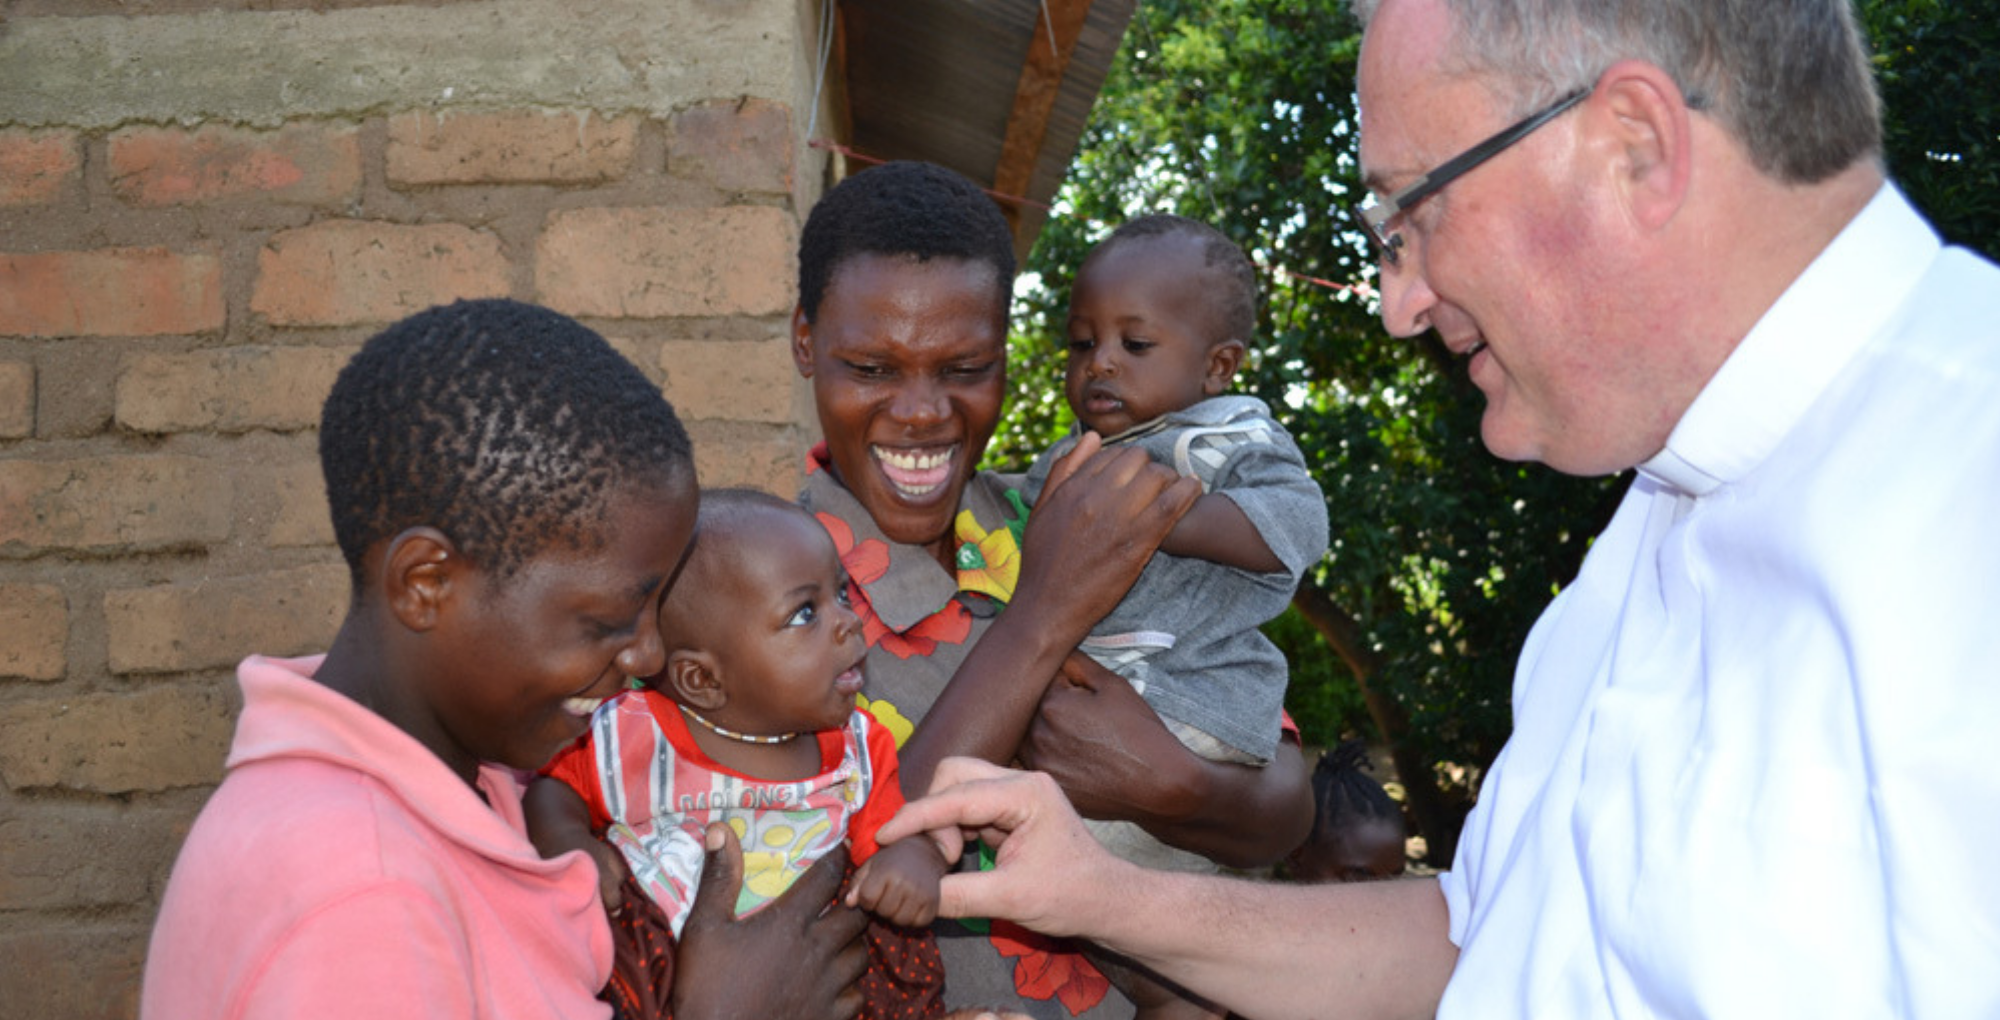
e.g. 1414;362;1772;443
796;161;1018;323
319;298;692;584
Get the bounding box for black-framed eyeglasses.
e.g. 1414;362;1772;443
1349;85;1592;267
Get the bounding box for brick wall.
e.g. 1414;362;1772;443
0;3;830;1015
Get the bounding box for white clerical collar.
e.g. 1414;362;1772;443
1638;183;1940;497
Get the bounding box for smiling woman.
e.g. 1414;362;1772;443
795;252;1010;560
791;162;1315;1020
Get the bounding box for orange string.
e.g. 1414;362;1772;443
807;139;1372;297
809;139;1052;211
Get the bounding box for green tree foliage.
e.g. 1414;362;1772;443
995;0;1621;861
998;0;1991;862
1865;0;2000;256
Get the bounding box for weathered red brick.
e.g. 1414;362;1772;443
388;109;639;184
537;206;793;318
0;456;232;554
0;583;66;681
0;803;189;910
0;128;81;207
116;346;350;434
252;220;510;326
659;338;797;423
108;122;361;207
668;98;795;195
264;457;335;548
104;562;347;674
30;344;118;439
0;924;147;1020
0;686;235;793
0;360;32;438
685;420;803;496
602;335;657;380
0;248;224;338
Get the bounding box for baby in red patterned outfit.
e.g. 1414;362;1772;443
527;488;949;1020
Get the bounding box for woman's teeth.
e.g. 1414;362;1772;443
563;697;604;718
873;445;954;497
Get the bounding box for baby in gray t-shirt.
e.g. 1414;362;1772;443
1024;213;1328;833
1023;215;1329;1020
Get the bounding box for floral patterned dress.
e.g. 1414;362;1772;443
797;445;1129;1020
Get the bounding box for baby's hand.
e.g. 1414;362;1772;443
846;839;946;927
585;838;631;911
523;778;631;912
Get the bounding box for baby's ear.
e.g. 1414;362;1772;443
1204;340;1246;395
664;650;726;711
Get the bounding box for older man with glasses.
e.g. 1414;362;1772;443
878;1;2000;1018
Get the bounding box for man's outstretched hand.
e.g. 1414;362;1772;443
875;757;1137;939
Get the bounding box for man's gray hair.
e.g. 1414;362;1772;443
1352;0;1882;183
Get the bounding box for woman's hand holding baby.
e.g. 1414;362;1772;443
675;824;871;1020
1018;433;1201;637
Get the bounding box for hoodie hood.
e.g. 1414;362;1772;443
230;654;564;872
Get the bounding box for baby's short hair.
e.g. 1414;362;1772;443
675;487;824;585
797;160;1017;323
695;487;807;535
319;298;692;584
1096;214;1259;346
659;488;821;655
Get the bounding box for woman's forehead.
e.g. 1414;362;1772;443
816;257;1008;357
824;252;1005;307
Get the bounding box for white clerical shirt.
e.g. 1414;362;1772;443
1437;185;2000;1019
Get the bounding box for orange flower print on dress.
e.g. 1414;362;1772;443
814;511;974;661
816;513;890;587
990;920;1110;1016
867;599;974;660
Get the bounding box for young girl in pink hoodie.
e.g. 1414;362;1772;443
140;300;866;1020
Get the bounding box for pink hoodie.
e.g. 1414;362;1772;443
141;655;612;1020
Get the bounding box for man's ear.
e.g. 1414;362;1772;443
665;650;727;712
1589;59;1693;232
1204;340;1246;395
790;305;816;378
383;527;459;632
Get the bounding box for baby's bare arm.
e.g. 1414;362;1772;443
524;776;597;855
524;776;628;907
846;837;950;927
1158;492;1282;572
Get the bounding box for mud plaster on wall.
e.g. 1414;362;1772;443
0;0;800;129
